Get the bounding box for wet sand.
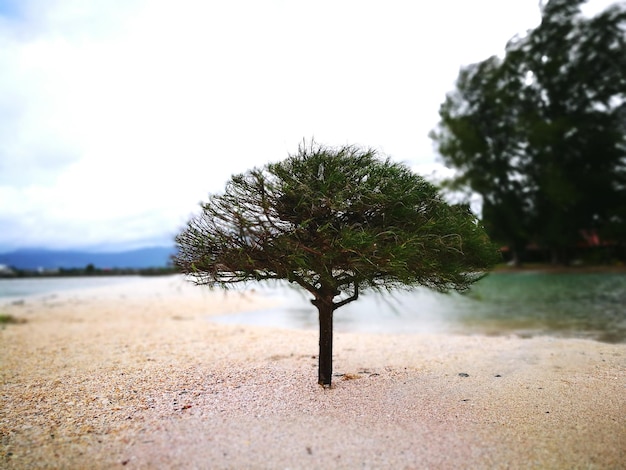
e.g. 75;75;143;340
1;275;624;469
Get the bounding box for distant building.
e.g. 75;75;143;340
0;264;15;276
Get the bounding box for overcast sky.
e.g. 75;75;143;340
0;0;616;252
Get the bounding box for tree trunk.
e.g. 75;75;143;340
510;248;522;267
550;246;570;266
317;300;334;387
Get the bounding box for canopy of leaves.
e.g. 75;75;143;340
431;0;626;263
175;142;499;304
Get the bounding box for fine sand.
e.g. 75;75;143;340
1;275;624;469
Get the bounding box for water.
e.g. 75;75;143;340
210;272;626;343
0;275;144;303
3;272;625;343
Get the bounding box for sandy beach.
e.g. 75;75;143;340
1;275;624;469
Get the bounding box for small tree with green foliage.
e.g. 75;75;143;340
175;142;499;387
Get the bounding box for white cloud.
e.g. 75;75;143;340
0;0;613;251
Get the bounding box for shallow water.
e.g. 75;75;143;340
0;276;144;302
210;272;626;343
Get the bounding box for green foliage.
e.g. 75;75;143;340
431;0;626;264
176;141;500;386
175;141;499;301
0;314;25;325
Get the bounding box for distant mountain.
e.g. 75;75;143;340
0;247;177;270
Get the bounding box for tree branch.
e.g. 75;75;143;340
333;283;359;309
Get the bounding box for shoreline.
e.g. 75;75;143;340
1;276;624;468
493;263;626;274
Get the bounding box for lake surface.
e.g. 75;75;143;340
2;272;624;343
210;272;626;343
0;276;144;302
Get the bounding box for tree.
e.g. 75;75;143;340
174;141;499;387
431;0;626;264
430;56;533;265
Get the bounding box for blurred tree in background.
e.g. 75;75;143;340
431;0;626;265
175;141;499;386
